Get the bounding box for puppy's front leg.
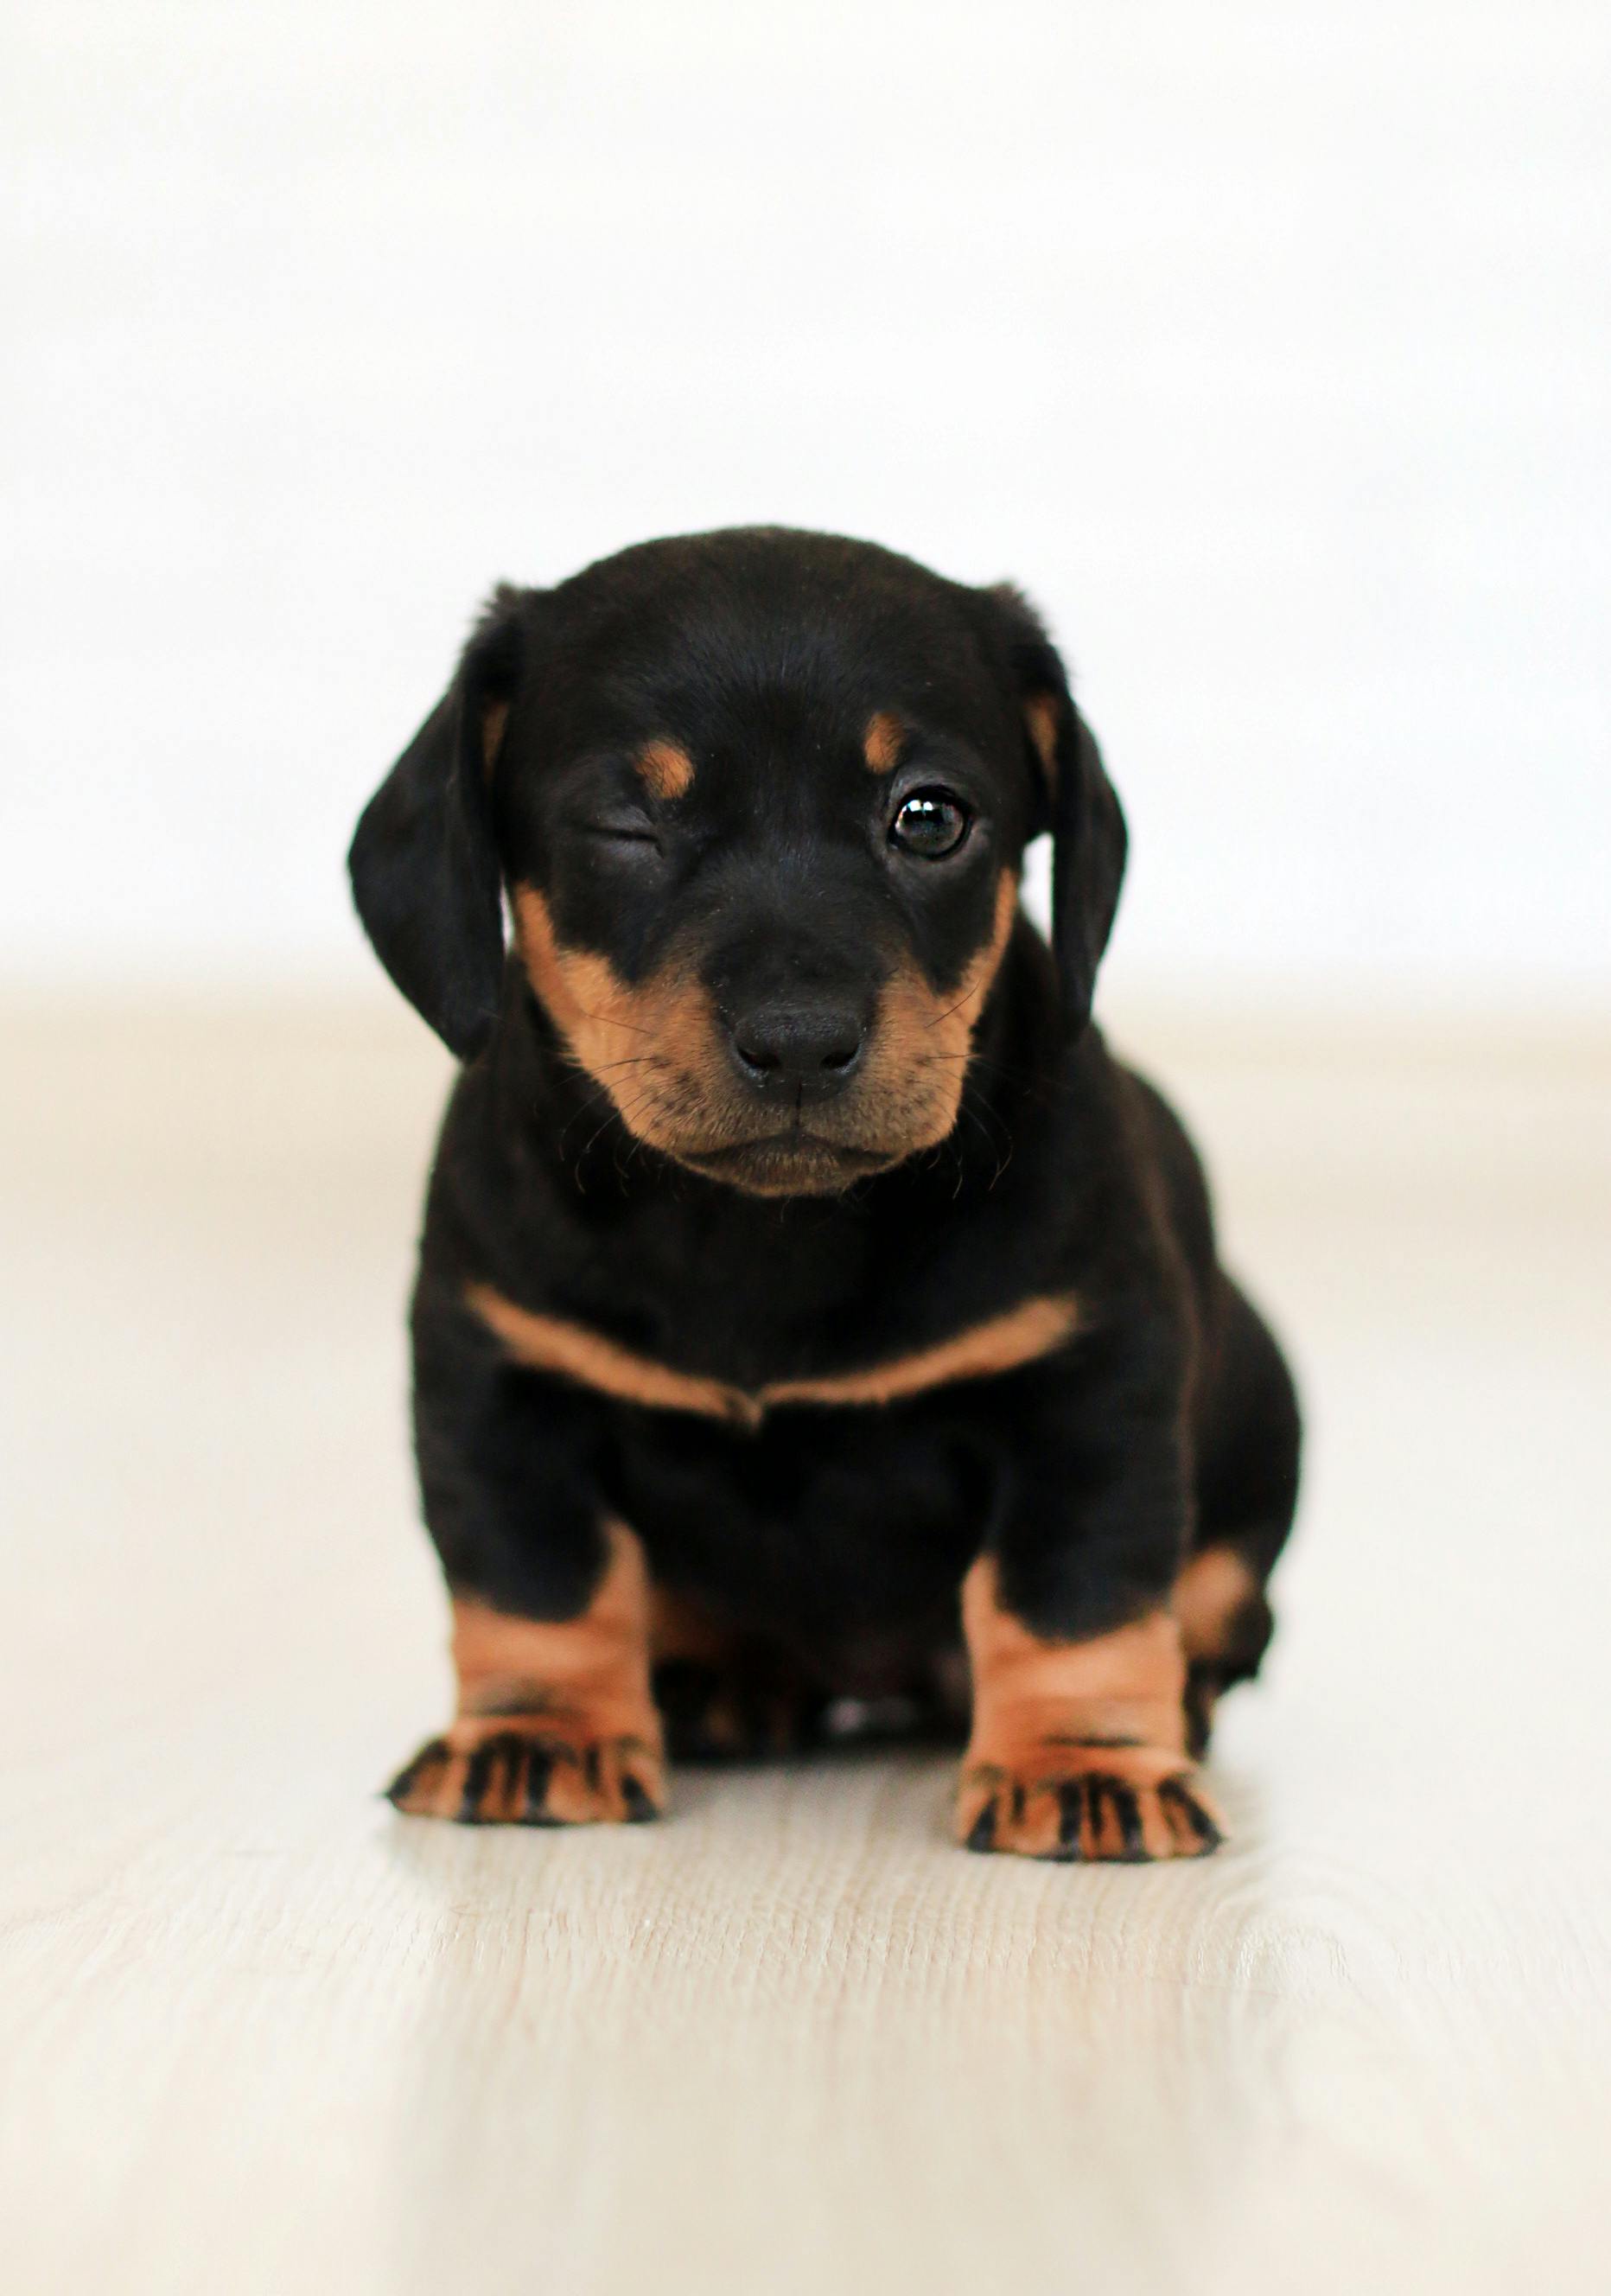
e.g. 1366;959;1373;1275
386;1296;664;1827
956;1347;1223;1862
388;1521;664;1826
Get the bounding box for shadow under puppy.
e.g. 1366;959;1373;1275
349;527;1300;1861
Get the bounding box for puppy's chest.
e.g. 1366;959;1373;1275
606;1213;888;1383
612;1397;988;1644
525;1184;1079;1406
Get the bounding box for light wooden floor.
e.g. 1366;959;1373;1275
3;996;1608;2296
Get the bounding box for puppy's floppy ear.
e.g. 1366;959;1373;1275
984;583;1127;1034
347;586;532;1059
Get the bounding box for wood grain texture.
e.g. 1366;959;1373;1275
1;996;1608;2296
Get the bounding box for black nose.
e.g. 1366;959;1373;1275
729;1001;869;1101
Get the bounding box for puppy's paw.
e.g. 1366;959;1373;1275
385;1717;665;1827
954;1743;1223;1862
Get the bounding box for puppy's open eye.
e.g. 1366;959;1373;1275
889;788;971;859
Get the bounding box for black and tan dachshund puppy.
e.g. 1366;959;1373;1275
349;527;1300;1860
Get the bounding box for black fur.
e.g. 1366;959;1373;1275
349;590;526;1058
350;526;1299;1751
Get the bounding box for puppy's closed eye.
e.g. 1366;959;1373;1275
575;808;664;851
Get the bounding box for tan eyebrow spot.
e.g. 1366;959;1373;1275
863;711;906;774
634;739;695;801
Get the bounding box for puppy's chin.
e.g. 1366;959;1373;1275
595;1068;971;1197
669;1132;904;1198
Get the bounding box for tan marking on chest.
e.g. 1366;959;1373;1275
764;1293;1079;1409
466;1282;764;1427
465;1282;1079;1424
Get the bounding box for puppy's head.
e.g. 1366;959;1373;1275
350;529;1124;1196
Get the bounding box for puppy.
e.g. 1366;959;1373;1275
349;527;1300;1860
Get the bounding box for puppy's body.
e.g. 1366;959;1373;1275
354;529;1300;1859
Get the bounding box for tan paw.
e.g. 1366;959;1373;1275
954;1743;1223;1861
385;1716;664;1827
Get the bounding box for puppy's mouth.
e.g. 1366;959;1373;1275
674;1130;901;1196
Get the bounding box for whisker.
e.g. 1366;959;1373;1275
555;1055;674;1155
945;1091;1016;1190
574;1079;667;1168
923;980;986;1031
573;1004;655;1039
557;1075;634;1152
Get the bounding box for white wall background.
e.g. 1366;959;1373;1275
3;0;1608;1006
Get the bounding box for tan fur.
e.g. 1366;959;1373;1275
764;1293;1079;1410
466;1281;1078;1425
452;1521;656;1732
512;883;735;1156
465;1282;764;1429
955;1557;1224;1859
862;711;905;773
387;1520;665;1825
856;868;1018;1151
1174;1543;1261;1664
962;1559;1189;1761
634;738;695;800
510;871;1021;1190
